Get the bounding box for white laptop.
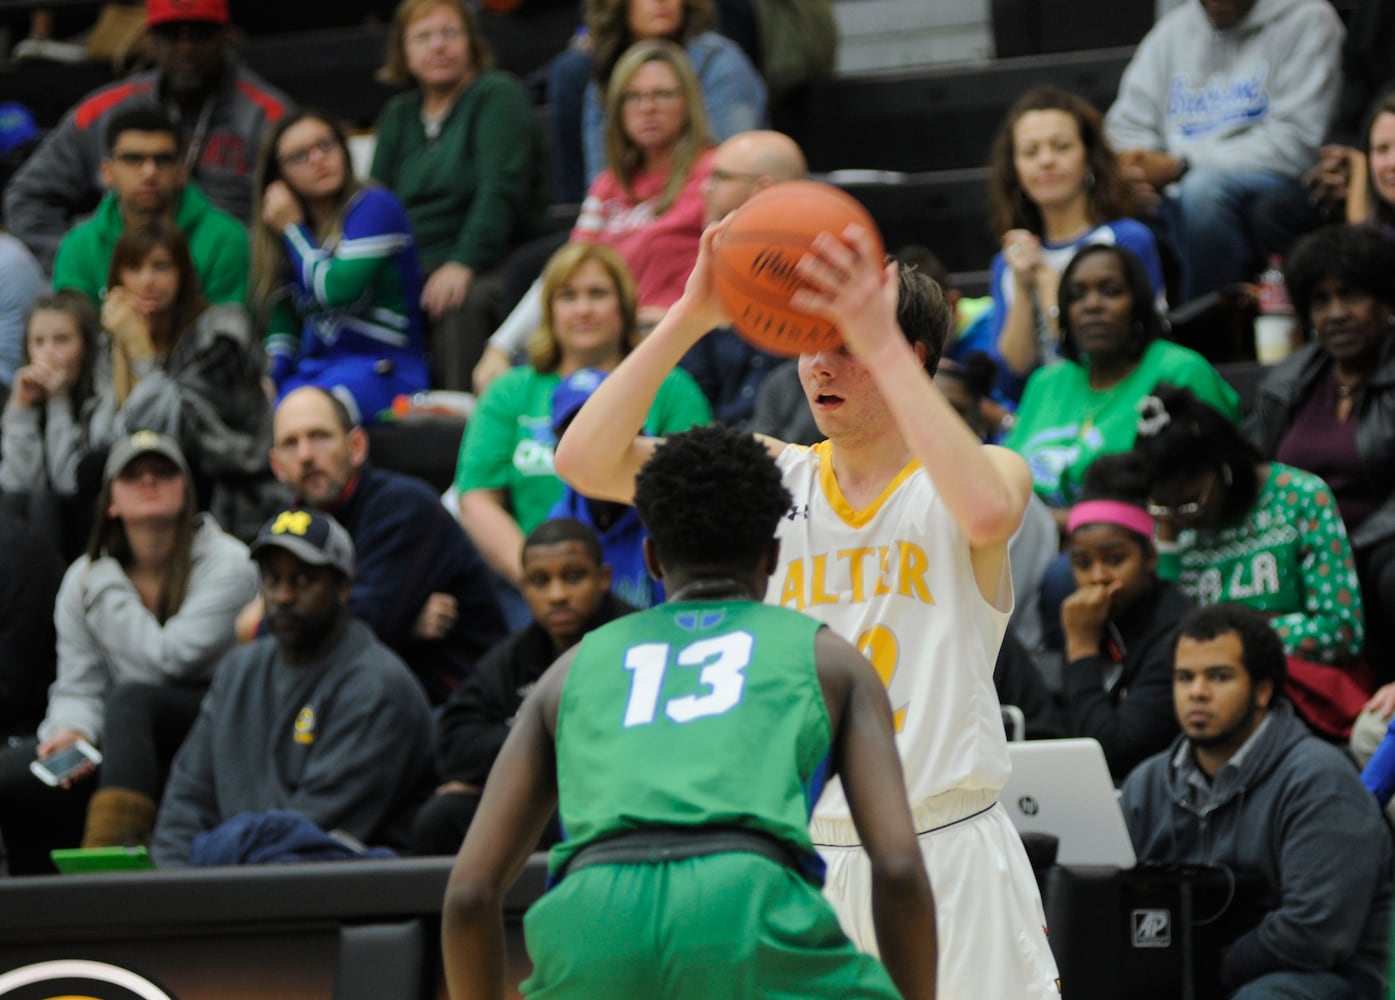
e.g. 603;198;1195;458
999;738;1138;868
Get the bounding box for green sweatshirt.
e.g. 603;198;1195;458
51;183;249;305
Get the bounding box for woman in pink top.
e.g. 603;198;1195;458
475;38;713;390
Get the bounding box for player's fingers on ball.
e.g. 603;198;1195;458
794;250;842;293
810;230;856;272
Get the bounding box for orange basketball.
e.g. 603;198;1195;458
711;179;884;357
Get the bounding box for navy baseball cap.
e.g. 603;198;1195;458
551;368;608;436
251;508;355;577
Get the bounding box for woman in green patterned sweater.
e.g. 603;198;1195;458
1133;385;1369;737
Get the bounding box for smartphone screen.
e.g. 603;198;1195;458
31;741;101;786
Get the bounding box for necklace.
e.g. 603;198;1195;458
1334;381;1362;399
666;577;754;603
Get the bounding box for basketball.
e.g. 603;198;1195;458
711;180;884;357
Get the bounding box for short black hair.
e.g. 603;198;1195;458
896;263;952;376
1057;243;1163;365
1132;384;1260;525
105;104;179;155
936;350;997;403
524;517;604;567
1285;223;1395;322
634;425;792;574
1171;603;1287;695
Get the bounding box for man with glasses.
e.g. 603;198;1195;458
51;105;249;306
3;0;289;269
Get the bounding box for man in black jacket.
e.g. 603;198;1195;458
413;517;634;855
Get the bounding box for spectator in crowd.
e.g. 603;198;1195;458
371;0;547;391
937;355;1056;657
474;39;718;391
1121;603;1391;999
152;507;435;867
413;517;633;856
1335;93;1395;238
1104;0;1342;303
0;433;256;871
547;0;764;203
0;293;100;558
1060;453;1192;780
677;129;804;427
262;386;507;705
2;0;290;268
90;220;279;542
52;105;249;309
1135;384;1369;740
250;111;430;426
454;242;708;624
989;87;1163;388
442;425;935;1000
1005;244;1239;519
547;369;663;607
0;228;44;410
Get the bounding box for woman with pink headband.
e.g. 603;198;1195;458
1059;452;1194;781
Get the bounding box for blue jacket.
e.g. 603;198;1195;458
1121;700;1392;991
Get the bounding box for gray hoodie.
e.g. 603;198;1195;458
1105;0;1345;178
1121;699;1391;991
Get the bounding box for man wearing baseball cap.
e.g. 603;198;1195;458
4;0;291;268
151;506;435;867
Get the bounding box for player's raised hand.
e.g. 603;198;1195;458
791;224;899;362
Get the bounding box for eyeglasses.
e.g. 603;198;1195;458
621;87;683;108
406;25;465;47
1146;465;1231;519
709;167;764;184
279;135;338;168
113;151;179;169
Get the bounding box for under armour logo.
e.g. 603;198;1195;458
785;505;810;521
1131;909;1171;948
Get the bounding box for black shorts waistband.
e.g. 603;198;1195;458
559;827;809;884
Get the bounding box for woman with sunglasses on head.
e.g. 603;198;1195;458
1060;452;1192;780
1134;384;1369;739
251;110;430;425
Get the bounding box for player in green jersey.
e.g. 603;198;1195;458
442;424;937;999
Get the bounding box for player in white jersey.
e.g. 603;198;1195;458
555;221;1061;998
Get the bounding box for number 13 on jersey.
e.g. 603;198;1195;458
622;631;753;728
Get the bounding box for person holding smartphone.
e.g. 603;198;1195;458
0;431;256;874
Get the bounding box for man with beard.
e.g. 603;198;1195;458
254;385;507;705
1121;603;1392;998
4;0;289;268
152;507;434;866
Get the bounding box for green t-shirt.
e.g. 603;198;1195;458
1160;463;1366;664
454;364;712;534
1005;339;1242;508
549;600;829;880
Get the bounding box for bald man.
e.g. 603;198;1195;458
679;130;809;426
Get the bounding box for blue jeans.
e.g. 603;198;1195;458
546;45;592;204
1229;967;1382;999
1163;167;1322;302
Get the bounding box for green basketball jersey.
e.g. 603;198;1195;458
549;600;832;881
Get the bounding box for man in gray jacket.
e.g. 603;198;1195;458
1104;0;1343;303
152;507;435;866
3;0;289;269
1121;603;1391;998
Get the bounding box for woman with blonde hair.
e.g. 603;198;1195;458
371;0;545;390
475;38;717;390
250;110;430;424
454;241;708;619
987;87;1165;390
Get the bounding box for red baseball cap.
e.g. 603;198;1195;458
146;0;229;27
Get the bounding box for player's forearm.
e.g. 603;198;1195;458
866;335;1029;544
441;894;507;1000
554;299;708;502
871;866;939;999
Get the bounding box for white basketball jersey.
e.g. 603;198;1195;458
769;442;1013;819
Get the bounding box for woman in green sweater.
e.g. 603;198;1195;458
371;0;546;390
453;242;709;623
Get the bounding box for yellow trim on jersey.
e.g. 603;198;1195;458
812;440;923;528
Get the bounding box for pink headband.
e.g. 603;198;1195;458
1068;500;1155;538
